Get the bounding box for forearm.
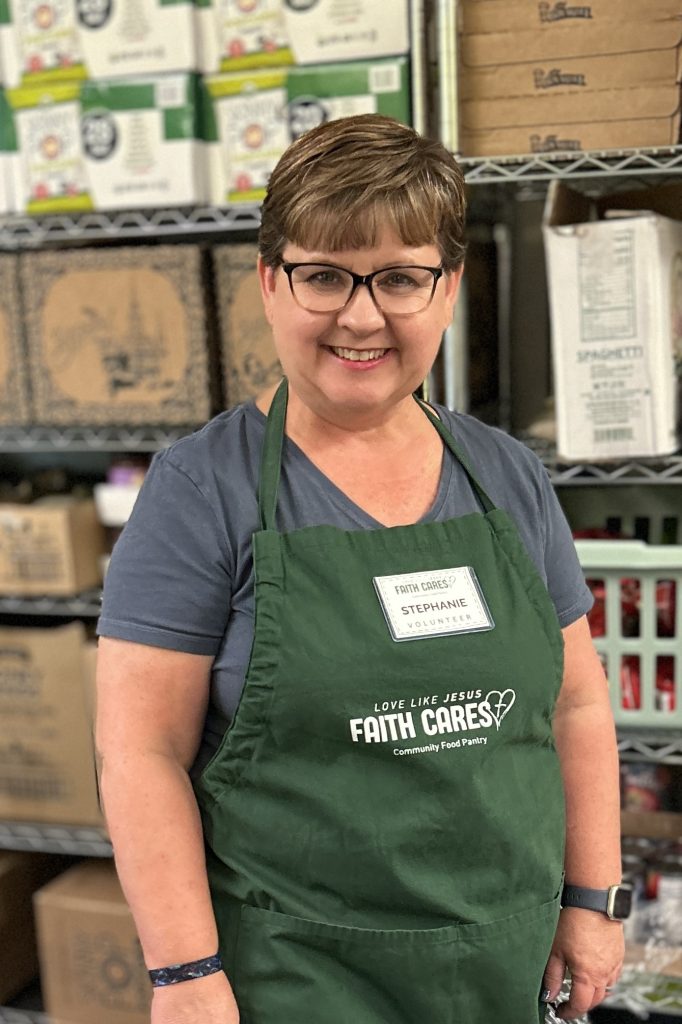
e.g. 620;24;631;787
553;695;622;886
100;751;218;967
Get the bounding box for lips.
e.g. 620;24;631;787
328;346;390;362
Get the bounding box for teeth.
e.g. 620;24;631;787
330;347;387;362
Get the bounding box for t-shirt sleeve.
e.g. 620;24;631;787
97;449;233;655
536;465;594;629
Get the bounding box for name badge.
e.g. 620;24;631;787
373;566;494;642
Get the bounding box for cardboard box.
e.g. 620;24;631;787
0;851;69;1003
458;46;682;101
206;57;411;203
0;0;208;87
460;17;682;68
542;181;682;460
0;496;106;596
7;75;209;214
35;860;151;1024
21;246;214;425
460;116;682;157
80;74;209;210
0;0;85;89
7;82;91;214
458;0;682;36
0;254;31;425
207;0;409;73
0;622;103;825
212;244;281;405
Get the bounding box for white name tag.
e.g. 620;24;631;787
373;566;494;642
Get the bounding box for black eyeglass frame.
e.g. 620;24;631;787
279;261;445;315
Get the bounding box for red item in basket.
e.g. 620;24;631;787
657;581;677;638
586;580;606;637
656;658;676;711
621;656;641;710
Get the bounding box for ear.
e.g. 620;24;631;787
441;265;464;330
257;255;278;327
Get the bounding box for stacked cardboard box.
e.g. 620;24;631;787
543;180;682;460
457;0;682;156
0;254;30;424
35;860;152;1024
20;244;215;424
0;622;103;825
205;56;412;205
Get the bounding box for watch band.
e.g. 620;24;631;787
561;882;632;920
561;884;611;914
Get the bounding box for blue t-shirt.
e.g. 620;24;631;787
98;400;593;773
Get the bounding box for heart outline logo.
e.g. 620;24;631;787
484;688;516;730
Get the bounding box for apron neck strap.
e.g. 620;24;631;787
258;377;288;532
258;378;497;530
414;398;496;514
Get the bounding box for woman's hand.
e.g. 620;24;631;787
543;907;624;1020
151;970;240;1024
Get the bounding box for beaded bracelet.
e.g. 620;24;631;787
148;952;223;988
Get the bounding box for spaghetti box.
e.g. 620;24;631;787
0;0;212;86
205;57;411;204
35;860;151;1024
0;496;106;595
0;852;69;1003
80;74;209;210
0;89;17;214
206;0;409;74
0;254;31;425
0;622;103;825
20;245;214;425
542;180;682;461
212;243;281;405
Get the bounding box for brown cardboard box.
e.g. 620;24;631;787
459;0;682;36
460;17;681;67
0;254;31;426
0;622;104;826
458;46;682;101
0;496;106;596
212;244;281;405
35;860;151;1024
21;245;214;425
0;852;69;1003
461;83;681;132
460;113;681;156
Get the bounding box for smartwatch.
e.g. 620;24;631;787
561;883;633;921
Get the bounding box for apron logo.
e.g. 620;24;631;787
484;689;516;730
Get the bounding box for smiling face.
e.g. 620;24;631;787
258;222;462;425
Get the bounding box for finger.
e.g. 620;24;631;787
556;978;596;1020
542;952;567;1002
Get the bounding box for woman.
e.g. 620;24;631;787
96;114;625;1024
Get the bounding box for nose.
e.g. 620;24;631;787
335;282;386;333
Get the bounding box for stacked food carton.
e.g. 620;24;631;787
456;0;682;157
203;0;412;205
0;0;413;213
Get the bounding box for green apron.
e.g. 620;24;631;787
194;379;566;1024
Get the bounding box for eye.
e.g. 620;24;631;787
375;268;429;290
295;266;348;291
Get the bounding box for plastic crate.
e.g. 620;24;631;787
574;541;682;727
562;487;681;545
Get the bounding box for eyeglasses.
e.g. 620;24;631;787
280;262;444;316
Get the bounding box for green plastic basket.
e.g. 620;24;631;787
574;540;682;727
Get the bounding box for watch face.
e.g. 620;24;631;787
611;886;633;920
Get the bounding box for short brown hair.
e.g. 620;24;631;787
258;114;466;271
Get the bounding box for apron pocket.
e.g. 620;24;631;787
232;893;561;1024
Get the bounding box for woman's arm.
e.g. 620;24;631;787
96;637;239;1024
543;615;624;1020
